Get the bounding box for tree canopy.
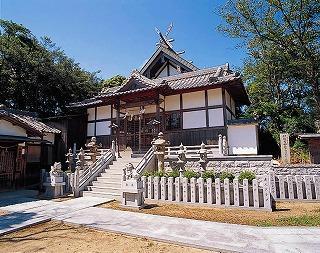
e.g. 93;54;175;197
219;0;320;140
102;75;126;89
0;19;101;117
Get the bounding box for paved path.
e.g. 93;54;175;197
0;191;111;236
1;192;320;252
56;207;320;253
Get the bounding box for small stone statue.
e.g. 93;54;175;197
50;162;63;177
123;163;139;181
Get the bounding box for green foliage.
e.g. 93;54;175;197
183;170;200;179
218;0;320;141
218;171;235;181
238;170;256;183
0;19;101;117
142;171;153;177
154;171;165;177
291;139;310;164
202;170;215;180
102;75;126;88
166;170;180;178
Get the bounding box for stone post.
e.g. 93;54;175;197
177;143;186;177
153;132;169;173
77;147;85;169
111;140;116;159
65;148;73;171
218;134;223;155
73;161;81;197
222;136;228;156
198;142;207;175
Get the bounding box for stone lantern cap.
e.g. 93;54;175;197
153;132;167;146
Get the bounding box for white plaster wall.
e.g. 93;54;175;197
208;88;222;106
225;91;231;108
96;120;111;136
228;124;258;155
182;91;205;109
0;120;27;137
87;107;95;121
96;105;111;120
43;133;55;144
165;95;180;111
183;110;206;129
87;122;95;136
208;108;224;127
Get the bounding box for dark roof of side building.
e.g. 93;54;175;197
0;106;61;136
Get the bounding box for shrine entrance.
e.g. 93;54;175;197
118;113;161;151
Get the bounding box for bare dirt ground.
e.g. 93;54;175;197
0;221;213;253
99;200;320;226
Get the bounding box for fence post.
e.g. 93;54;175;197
161;177;167;201
183;177;189;202
73;164;80;197
278;175;285;199
224;178;230;206
168;177;174;201
215;178;221;205
262;175;272;210
252;179;259;208
175;177;182;202
154;177;160;200
198;177;205;204
190;178;197;203
305;176;312;200
243;179;249;207
141;176;147;198
295;175;303;199
206;178;213;204
287;175;294;199
233;178;240;207
111;140;116;160
314;176;320;200
218;134;223;155
148;176;153;199
269;171;276;200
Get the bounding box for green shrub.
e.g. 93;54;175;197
238;170;256;183
166;170;180;178
202;170;215;180
183;170;200;179
218;171;235;181
142;171;153;177
154;170;165;177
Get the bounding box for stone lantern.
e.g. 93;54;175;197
85;137;101;162
177;143;187;177
198;142;208;175
43;162;66;198
152;132;169;172
65;148;73;171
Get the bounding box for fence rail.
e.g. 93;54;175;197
141;175;272;211
270;172;320;201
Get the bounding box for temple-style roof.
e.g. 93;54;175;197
0;106;61;136
69;64;249;108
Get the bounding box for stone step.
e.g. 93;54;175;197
82;191;121;201
87;186;121;194
96;177;120;183
92;181;121;188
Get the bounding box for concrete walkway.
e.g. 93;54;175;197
56;207;320;253
1;192;320;252
0;191;111;235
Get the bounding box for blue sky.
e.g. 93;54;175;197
1;0;246;79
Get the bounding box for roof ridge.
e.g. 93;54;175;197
154;64;233;83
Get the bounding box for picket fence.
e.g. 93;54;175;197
270;172;320;201
141;176;273;211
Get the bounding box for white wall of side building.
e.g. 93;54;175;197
96;105;111;120
0;120;27;137
227;124;259;155
208;108;224;127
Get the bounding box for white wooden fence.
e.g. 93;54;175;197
141;176;273;211
270;172;320;201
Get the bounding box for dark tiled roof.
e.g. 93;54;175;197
69;64;248;108
0;108;61;134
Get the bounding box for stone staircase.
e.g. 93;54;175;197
82;152;141;200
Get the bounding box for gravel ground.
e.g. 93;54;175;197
0;221;214;253
99;200;320;226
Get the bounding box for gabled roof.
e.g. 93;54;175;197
0;107;61;136
140;45;198;76
69;63;250;108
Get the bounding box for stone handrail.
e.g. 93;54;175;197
73;149;114;196
135;146;155;175
166;144;220;157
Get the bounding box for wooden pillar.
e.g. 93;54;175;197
116;99;121;157
222;88;228;127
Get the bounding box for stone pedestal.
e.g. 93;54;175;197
43;162;66;198
121;179;144;209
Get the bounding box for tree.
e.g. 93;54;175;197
102;75;126;89
218;0;320;138
0;20;101;117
